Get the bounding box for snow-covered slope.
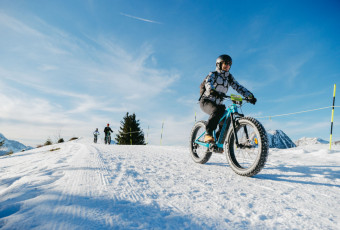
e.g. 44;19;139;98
295;137;329;146
267;130;296;149
1;138;339;229
0;133;33;156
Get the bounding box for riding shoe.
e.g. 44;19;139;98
204;134;214;143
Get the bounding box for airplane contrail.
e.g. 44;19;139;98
120;12;162;24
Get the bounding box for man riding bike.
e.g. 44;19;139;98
104;123;113;144
93;128;100;143
199;54;257;143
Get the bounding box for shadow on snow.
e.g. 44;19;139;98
255;164;340;188
0;165;209;230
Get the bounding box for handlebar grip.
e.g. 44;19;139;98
223;94;250;102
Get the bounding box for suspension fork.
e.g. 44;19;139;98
243;124;250;140
230;113;240;147
231;113;250;147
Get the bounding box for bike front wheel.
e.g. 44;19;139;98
225;117;268;177
189;121;212;164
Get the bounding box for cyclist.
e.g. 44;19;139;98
199;54;257;143
93;128;100;143
103;123;113;144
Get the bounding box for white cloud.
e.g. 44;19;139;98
38;65;58;71
0;12;43;37
0;12;178;146
0;93;70;126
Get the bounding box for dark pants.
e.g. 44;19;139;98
200;99;226;136
104;133;111;144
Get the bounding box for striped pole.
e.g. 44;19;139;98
160;121;164;145
330;84;336;150
130;128;132;145
146;125;149;145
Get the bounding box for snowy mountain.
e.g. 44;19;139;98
267;129;296;149
0;133;33;156
295;137;329;146
0;138;339;229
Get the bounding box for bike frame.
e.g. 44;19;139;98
194;102;244;149
105;132;111;142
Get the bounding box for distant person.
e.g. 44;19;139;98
104;124;113;144
93;128;100;143
199;54;257;143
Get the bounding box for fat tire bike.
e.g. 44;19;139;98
190;94;269;177
104;133;111;145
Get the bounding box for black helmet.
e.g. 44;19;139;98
216;54;232;70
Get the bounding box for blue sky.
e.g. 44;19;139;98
0;0;339;146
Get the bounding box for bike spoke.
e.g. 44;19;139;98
232;123;260;169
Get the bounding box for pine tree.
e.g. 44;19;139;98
115;112;146;145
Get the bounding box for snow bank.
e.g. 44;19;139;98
295;137;329;146
1;139;339;229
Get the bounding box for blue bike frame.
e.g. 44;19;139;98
194;103;240;149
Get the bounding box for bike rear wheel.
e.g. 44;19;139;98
189;121;212;164
226;117;268;177
105;134;111;144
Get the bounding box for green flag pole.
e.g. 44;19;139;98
330;84;336;150
160;121;164;146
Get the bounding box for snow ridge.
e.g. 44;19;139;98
295;137;329;146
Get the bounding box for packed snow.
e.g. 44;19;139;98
0;138;339;229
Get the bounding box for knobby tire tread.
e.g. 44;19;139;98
227;117;269;177
189;121;212;164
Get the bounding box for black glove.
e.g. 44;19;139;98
247;94;257;105
210;89;224;99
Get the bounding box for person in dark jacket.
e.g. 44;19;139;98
200;54;257;143
104;123;113;144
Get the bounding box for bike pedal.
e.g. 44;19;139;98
215;148;224;154
208;143;216;151
208;143;224;154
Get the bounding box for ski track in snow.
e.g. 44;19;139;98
0;138;339;229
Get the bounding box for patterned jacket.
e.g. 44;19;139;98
202;68;252;105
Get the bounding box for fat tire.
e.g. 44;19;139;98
226;117;268;177
189;121;212;164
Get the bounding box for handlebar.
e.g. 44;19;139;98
221;94;251;103
199;91;254;104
